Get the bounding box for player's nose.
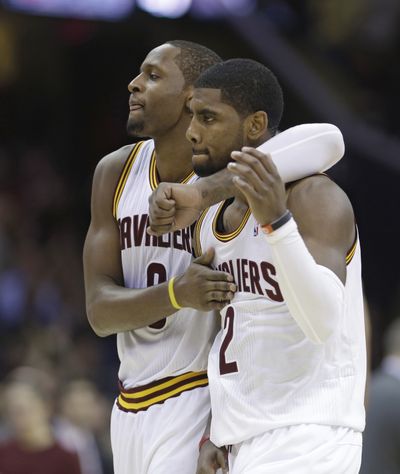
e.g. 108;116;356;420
186;120;200;144
128;73;143;93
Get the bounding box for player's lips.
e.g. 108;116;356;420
129;103;144;111
192;149;209;156
129;97;144;110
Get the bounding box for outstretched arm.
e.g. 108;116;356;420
148;123;344;235
83;147;235;337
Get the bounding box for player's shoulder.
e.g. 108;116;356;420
90;144;137;201
93;141;151;186
287;174;355;234
96;143;138;175
289;174;352;212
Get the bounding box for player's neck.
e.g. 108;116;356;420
153;131;193;183
222;197;249;234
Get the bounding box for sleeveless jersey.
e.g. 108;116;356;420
194;200;366;446
114;140;218;389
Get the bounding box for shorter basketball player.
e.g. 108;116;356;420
149;59;366;474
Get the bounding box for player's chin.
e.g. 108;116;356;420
192;157;214;177
126;119;145;138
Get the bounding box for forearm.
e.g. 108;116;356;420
194;123;344;208
86;278;177;337
265;217;345;344
194;167;236;208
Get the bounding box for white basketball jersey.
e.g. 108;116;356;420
194;199;366;446
114;140;218;389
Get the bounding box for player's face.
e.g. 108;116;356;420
187;88;245;177
127;44;188;138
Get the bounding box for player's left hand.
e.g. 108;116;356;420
228;147;287;226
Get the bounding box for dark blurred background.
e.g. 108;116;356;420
0;1;399;472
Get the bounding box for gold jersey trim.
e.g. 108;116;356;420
112;141;145;218
193;208;209;258
117;370;208;413
149;153;196;191
212;201;252;242
346;227;358;266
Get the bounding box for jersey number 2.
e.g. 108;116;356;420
219;307;238;375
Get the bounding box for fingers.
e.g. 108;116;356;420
148;184;177;236
216;449;227;471
201;281;236;310
230;175;258;205
148;202;176;236
193;248;215;267
207;281;236;293
197;442;228;474
203;282;236;311
229;148;279;192
192;250;236;307
194;249;235;284
193;277;236;311
148;183;176;211
196;466;217;474
239;147;279;176
152;196;175;212
181;249;237;310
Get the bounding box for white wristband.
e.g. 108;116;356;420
264;217;345;344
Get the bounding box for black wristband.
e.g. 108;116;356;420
261;210;292;234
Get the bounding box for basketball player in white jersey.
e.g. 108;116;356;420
149;59;366;474
83;40;346;474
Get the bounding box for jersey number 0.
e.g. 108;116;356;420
147;262;167;329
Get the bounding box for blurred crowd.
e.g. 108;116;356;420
258;0;400;134
0;147;116;472
0;0;399;473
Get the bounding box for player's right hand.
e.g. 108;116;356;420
196;439;228;474
148;182;204;236
174;248;236;311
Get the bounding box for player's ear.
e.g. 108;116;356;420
245;111;268;140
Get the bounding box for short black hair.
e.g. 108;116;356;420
195;58;284;134
166;40;222;86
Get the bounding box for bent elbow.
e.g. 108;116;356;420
86;301;111;337
323;125;345;168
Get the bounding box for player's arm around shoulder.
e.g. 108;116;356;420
287;174;356;284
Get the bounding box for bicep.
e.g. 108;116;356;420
83;219;123;298
83;158;124;302
299;235;348;283
288;176;355;284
